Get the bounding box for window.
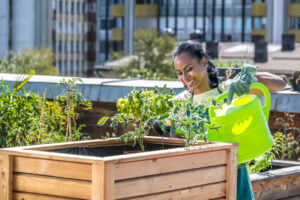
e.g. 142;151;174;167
100;19;114;29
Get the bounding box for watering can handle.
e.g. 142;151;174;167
213;82;271;120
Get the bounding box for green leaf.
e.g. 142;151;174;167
97;116;109;126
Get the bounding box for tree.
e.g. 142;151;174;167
0;48;59;75
116;29;178;80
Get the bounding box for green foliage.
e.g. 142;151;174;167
247;151;275;174
99;85;175;151
213;59;246;68
273;113;300;161
247;113;300;173
272;132;299;161
0;76;91;148
158;97;214;146
292;70;300;79
99;86;216;150
115;29;178;80
0;48;59;75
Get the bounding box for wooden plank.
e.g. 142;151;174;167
115;150;227;180
1;149;104;164
104;142;233;163
92;163;115;200
13;156;92;181
115;165;227;199
126;182;226;200
13;174;91;199
0;153;13;200
226;147;238;200
13;192;82;200
17;137;126;151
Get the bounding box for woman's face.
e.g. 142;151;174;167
174;52;209;94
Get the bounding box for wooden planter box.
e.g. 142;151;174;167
251;160;300;200
0;136;238;200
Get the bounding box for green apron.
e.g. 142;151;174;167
237;163;254;200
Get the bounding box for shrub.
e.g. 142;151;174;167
0;75;91;148
0;48;59;75
115;29;178;80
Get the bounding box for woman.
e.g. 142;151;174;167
172;40;285;200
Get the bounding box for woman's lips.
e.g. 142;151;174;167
185;80;194;88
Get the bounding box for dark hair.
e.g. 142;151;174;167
173;40;219;88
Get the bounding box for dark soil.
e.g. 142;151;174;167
48;143;183;157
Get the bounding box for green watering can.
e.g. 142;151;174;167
207;82;274;164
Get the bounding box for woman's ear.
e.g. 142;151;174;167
201;57;207;68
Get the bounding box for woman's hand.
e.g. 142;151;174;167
227;64;257;104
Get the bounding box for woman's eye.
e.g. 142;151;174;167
186;67;193;72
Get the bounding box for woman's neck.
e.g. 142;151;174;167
193;82;211;95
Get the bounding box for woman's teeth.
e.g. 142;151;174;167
186;80;193;87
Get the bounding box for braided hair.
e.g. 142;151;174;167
173;40;219;89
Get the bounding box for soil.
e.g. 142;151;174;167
48;142;183;157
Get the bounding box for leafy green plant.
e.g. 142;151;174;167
98;85;175;151
247;113;300;173
0;48;59;75
114;29;178;80
55;78;92;141
0;75;91;148
157;97;214;146
273;112;299;161
213;59;245;68
99;86;217;150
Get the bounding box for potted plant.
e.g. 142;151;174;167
290;70;300;92
213;59;244;81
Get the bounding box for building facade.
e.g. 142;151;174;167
98;0;300;63
0;0;97;77
1;0;300;75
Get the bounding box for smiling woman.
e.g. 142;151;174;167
170;40;286;200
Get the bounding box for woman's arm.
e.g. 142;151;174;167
251;72;286;95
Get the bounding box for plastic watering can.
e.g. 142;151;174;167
207;82;274;164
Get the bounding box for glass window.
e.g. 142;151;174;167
224;17;232;33
245;17;251;33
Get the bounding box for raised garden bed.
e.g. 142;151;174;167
251;160;300;200
0;136;238;200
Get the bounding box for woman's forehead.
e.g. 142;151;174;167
174;52;200;65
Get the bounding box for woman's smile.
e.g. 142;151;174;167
184;79;194;88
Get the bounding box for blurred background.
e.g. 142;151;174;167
0;0;299;78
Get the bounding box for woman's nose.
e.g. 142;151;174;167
183;72;189;81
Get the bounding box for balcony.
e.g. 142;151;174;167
87;12;96;22
288;29;300;43
57;33;85;41
288;3;300;17
112;4;124;17
112;28;123;41
56;53;85;61
252;2;266;17
135;5;158;17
